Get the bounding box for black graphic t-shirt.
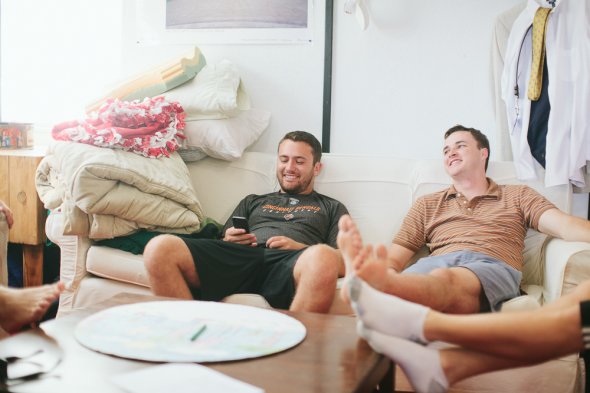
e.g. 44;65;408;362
222;191;349;248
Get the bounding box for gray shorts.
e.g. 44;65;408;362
403;250;522;312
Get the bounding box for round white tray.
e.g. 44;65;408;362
75;301;306;363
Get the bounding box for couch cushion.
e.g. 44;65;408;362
187;153;278;225
185;152;572;247
86;246;150;288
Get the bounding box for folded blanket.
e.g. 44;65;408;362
96;217;224;255
36;141;203;239
52;97;186;158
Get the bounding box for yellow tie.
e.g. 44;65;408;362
527;7;551;101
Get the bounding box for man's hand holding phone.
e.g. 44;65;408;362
224;217;258;246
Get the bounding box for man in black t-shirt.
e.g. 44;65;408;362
143;131;349;313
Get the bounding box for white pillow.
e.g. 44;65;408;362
164;60;250;121
180;108;271;161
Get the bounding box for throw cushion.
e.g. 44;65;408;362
164;60;250;121
180;108;271;161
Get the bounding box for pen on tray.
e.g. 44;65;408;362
190;324;207;341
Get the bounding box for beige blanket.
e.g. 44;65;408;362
36;142;203;239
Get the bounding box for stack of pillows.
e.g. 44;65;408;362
88;50;271;162
164;60;271;162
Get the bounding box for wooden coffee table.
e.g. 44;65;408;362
7;293;394;393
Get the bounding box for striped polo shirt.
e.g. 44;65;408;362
392;178;556;272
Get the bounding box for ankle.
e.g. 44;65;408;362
438;349;457;386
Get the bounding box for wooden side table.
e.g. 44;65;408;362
0;146;47;287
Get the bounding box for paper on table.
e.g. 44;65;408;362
110;363;265;393
0;328;62;380
7;350;61;380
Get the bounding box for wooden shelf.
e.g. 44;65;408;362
0;147;47;287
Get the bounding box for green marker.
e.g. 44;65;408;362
190;324;207;341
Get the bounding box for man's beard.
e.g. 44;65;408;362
279;169;314;194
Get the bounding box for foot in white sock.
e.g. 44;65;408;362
348;274;430;344
358;322;449;393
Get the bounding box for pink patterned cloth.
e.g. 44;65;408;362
52;97;186;158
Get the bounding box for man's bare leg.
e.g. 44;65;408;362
290;245;339;313
359;322;538;392
0;282;64;333
423;281;589;360
144;235;200;300
440;348;540;387
359;314;581;392
425;304;583;361
346;270;586;359
338;216;483;313
361;321;542;393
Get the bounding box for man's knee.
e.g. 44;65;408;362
144;235;187;272
429;267;483;313
429;267;454;285
297;245;339;283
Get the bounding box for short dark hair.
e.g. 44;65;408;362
278;131;322;164
444;125;490;171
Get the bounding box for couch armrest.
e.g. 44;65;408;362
46;211;95;316
543;238;590;304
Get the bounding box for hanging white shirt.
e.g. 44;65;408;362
501;0;590;188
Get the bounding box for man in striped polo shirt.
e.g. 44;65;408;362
338;125;590;314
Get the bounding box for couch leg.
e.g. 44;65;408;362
377;360;394;393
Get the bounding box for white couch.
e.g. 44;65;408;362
46;152;590;392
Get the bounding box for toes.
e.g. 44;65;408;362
338;214;351;231
353;248;367;270
375;244;388;260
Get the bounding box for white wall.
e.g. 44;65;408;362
118;0;587;218
331;0;524;160
122;0;326;155
1;1;122;126
122;0;525;160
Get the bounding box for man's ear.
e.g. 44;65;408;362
481;148;489;160
314;162;323;177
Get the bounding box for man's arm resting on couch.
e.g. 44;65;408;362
538;208;590;243
387;243;417;274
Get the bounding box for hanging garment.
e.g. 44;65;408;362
528;58;551;168
527;7;551;101
52;96;186;159
489;2;527;162
501;0;590;188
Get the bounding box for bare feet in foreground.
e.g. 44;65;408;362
337;215;364;277
337;215;390;303
0;282;65;333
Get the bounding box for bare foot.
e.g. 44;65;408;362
0;282;65;333
355;244;390;293
336;215;364;276
337;215;391;304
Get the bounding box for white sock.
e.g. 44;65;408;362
358;322;449;393
348;274;430;344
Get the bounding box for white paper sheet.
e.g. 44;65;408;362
110;363;264;393
0;328;62;380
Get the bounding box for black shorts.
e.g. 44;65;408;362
180;238;307;309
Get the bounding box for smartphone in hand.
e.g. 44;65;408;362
232;216;251;234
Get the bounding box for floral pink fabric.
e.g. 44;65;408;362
52;97;186;158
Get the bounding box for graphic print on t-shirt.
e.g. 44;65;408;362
262;204;321;219
223;191;349;248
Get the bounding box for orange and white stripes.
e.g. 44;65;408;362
393;179;556;272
